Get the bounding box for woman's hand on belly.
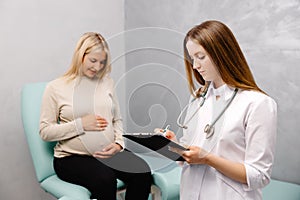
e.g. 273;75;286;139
81;114;108;131
93;143;122;159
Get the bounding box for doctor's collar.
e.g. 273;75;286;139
207;83;236;101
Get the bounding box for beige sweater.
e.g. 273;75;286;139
39;75;124;158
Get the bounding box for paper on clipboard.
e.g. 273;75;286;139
123;133;188;161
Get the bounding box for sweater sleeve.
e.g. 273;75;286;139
39;83;84;141
110;87;125;149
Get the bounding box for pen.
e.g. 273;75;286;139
162;125;171;138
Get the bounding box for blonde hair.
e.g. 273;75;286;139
183;20;264;97
63;32;111;81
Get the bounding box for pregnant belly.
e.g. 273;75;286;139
79;128;114;154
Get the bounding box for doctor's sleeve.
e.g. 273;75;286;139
243;96;277;191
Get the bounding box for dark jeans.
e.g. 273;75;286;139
54;150;152;200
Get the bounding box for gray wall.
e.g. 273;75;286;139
0;0;125;199
124;0;300;184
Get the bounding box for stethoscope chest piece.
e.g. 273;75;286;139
204;124;214;139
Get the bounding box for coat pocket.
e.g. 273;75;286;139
215;170;245;200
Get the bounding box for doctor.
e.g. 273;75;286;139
165;20;277;200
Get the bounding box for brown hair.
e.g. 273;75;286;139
63;32;111;81
183;20;264;97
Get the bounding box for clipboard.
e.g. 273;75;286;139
123;133;188;161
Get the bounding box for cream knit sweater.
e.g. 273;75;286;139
39;75;124;158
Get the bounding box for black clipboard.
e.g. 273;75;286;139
123;134;188;161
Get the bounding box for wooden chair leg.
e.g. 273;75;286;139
150;185;162;200
116;188;126;200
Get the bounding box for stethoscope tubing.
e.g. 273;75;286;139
209;88;238;128
176;96;204;129
177;87;238;138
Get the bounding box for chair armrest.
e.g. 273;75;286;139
40;175;91;200
152;164;181;200
263;179;300;200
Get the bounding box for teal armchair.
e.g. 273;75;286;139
21;81;183;200
21;82;126;200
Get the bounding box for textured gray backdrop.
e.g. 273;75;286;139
124;0;300;184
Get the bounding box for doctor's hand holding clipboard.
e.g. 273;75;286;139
155;126;209;164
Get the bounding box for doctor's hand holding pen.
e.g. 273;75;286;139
154;126;177;141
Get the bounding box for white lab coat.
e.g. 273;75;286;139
179;84;277;200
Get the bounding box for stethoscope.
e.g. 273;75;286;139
176;86;238;139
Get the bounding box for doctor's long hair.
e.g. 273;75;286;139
63;32;111;81
183;20;264;97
